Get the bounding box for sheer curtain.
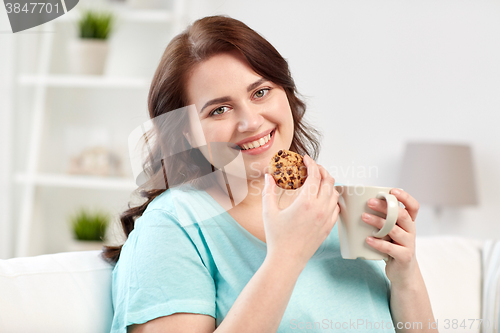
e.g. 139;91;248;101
0;8;15;259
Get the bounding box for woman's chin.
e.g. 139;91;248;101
244;163;268;180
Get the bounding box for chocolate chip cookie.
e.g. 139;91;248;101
268;150;308;190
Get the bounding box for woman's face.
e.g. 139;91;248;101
185;51;294;180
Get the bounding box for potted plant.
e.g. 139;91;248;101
68;209;110;251
68;10;114;75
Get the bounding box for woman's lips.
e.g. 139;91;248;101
240;129;275;155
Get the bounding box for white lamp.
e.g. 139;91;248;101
398;142;478;234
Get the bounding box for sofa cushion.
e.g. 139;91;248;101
0;250;113;333
0;239;485;333
416;236;483;333
481;240;500;333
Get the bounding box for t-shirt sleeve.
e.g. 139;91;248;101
110;208;216;332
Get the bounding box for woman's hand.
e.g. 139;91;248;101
362;189;420;287
262;155;340;270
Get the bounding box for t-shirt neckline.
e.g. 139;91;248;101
197;188;268;247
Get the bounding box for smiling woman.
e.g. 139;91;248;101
102;15;321;265
102;15;325;333
102;15;435;333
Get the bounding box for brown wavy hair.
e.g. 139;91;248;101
102;15;322;264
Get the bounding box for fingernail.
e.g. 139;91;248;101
391;189;400;195
368;199;376;206
366;237;374;242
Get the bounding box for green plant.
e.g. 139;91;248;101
70;209;109;241
78;10;114;40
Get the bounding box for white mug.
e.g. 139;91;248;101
335;185;399;260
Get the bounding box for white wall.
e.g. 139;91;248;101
0;5;14;258
188;0;500;239
1;1;498;257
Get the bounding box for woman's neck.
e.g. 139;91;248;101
208;170;267;211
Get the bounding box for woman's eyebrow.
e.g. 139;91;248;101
247;78;267;92
199;78;268;114
200;96;231;114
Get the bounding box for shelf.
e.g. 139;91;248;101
117;10;175;23
15;173;137;190
17;74;150;88
10;0;188;258
56;5;175;23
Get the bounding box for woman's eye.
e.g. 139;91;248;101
254;88;270;98
210;106;228;116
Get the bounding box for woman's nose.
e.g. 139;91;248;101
237;103;264;132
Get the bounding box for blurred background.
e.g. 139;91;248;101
0;0;499;259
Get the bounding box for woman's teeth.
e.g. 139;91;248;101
240;132;272;150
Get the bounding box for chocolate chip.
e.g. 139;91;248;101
274;156;280;162
278;179;283;183
290;176;295;180
276;163;282;168
288;182;294;187
274;170;280;175
287;169;292;175
298;176;301;179
278;150;282;155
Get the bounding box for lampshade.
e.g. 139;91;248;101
399;142;478;207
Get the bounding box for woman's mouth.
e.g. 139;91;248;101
237;129;275;155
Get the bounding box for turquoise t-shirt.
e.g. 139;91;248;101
110;186;395;332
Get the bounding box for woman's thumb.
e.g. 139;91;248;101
262;173;278;214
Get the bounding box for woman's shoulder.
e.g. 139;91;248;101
118;188;200;256
139;188;185;224
140;185;217;227
143;188;176;215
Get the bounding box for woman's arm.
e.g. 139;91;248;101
128;254;304;333
363;189;438;333
389;263;437;333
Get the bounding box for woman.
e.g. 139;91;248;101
103;15;436;333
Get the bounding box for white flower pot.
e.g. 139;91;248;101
67;239;104;252
68;39;109;75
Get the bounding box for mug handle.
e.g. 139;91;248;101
371;192;399;238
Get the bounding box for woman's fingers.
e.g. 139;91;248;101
331;203;340;226
262;173;280;215
300;155;321;199
367;199;415;234
391;189;419;221
362;212;412;247
318;165;336;198
367;189;419;223
366;237;413;264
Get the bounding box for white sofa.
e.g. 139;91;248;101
0;236;493;333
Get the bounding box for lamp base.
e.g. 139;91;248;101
431;206;443;235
